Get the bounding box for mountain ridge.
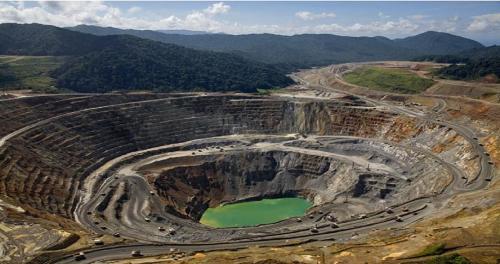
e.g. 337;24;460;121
394;31;484;55
65;25;484;68
0;23;491;93
0;23;293;93
1;23;485;68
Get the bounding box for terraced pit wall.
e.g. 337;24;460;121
153;151;338;220
0;94;472;220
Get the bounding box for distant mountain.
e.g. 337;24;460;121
0;23;293;93
156;29;212;35
394;31;483;55
68;25;484;69
68;25;416;66
1;23;488;92
68;25;211;36
67;24;181;43
0;23;105;55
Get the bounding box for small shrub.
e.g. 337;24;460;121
426;253;471;264
414;243;446;257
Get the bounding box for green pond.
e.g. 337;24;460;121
199;197;311;228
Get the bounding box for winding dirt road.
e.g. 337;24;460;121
0;65;494;264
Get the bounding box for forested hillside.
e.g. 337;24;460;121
53;36;293;93
69;25;484;69
438;58;500;81
393;31;483;55
414;46;500;82
0;23;106;56
1;23;490;92
0;23;293;93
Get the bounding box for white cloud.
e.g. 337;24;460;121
0;1;231;31
408;14;427;21
467;13;500;32
0;1;128;27
177;2;230;31
415;16;459;33
309;19;419;35
224;18;420;36
0;1;485;37
204;2;230;15
127;6;141;14
296;11;336;21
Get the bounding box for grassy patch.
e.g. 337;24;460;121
425;253;471;264
414;243;447;257
0;56;66;92
343;66;435;94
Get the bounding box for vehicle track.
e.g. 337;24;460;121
0;70;493;263
62;93;493;263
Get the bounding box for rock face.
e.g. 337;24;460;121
154;151;336;220
0;93;477;221
352;173;402;199
147;131;454;220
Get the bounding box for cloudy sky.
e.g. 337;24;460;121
1;1;499;44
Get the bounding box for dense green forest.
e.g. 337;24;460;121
413;46;500;82
413;46;500;63
0;23;107;56
437;58;500;81
52;36;293;93
392;31;483;55
0;23;492;92
0;23;293;93
70;25;484;69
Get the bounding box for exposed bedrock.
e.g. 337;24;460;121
154;151;334;220
0;94;478;221
149;137;451;221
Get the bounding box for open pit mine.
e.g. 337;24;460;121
0;70;496;263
